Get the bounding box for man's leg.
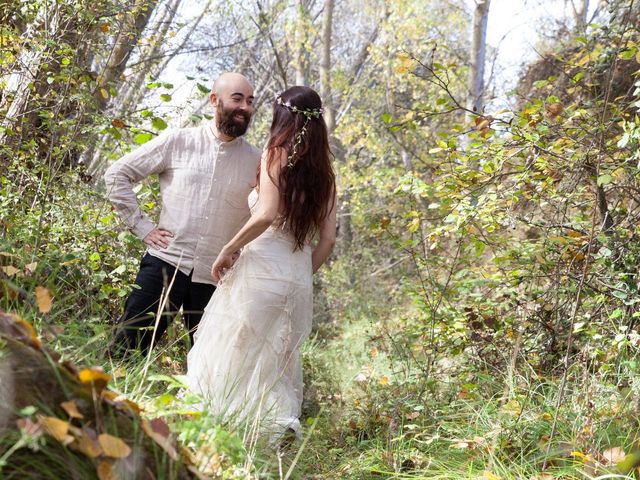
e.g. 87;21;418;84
111;254;188;356
182;280;216;346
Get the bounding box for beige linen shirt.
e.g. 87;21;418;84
104;123;261;284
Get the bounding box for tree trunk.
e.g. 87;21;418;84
293;0;311;86
0;3;62;147
319;0;334;133
467;0;490;116
570;0;590;32
94;0;159;108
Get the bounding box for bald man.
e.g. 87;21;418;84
104;72;261;356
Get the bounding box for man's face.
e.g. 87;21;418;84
214;90;254;138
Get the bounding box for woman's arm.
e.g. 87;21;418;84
211;150;284;281
312;188;337;273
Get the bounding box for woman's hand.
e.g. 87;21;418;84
211;248;239;282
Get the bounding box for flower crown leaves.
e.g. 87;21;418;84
275;94;324;119
274;93;324;168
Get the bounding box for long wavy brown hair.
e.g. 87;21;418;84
261;86;335;250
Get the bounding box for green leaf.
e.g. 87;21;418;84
152;117;168;131
382;113;392;124
61;57;71;66
619;47;638;60
140;109;153;118
147;81;161;89
160;93;172;102
196;83;210;94
134;132;154;144
597;174;612;186
163;82;174;89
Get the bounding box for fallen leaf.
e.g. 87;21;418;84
142;419;178;461
39;416;73;445
96;460;119;480
24;262;37;274
12;316;41;348
602;447;626;465
72;428;103;458
100;23;110;33
98;433;131;459
1;265;20;276
149;417;170;438
16;418;43;438
35;286;53;313
61;400;84;419
111;118;125;129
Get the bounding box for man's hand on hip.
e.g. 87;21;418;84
143;228;174;249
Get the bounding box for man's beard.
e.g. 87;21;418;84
216;100;251;138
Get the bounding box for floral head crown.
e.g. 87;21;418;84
275;93;324;168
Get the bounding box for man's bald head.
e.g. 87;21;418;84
212;72;253;97
209;72;255;139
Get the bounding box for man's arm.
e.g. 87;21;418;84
103;131;174;242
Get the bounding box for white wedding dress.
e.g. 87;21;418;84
186;189;313;437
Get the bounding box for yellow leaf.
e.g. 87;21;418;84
39;416;73;445
100;88;109;99
501;399;521;417
96;460;119;480
378;375;389;386
481;471;501;480
35;286;53;313
61;258;81;266
571;450;586;459
1;265;20;276
72;429;103;458
98;433;131;458
78;368;112;392
60;400;84;419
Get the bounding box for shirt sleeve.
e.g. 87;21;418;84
103;131;175;239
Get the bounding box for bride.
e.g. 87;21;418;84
186;86;336;438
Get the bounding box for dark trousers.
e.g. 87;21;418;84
111;253;215;355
